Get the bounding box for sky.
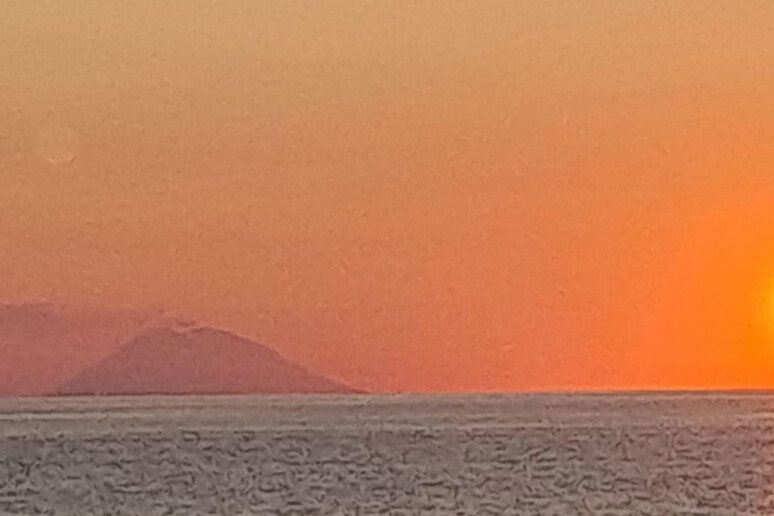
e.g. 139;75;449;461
1;1;773;393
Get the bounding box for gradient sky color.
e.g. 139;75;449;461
1;1;773;392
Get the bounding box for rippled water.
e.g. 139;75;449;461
1;393;773;515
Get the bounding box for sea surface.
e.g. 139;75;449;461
1;392;773;515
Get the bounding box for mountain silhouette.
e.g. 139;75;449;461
56;326;357;396
0;303;358;396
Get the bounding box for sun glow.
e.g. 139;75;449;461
767;282;774;333
752;275;774;364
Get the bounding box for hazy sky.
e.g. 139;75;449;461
1;1;773;392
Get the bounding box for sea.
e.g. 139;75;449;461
0;392;772;515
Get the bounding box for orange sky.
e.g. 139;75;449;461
1;1;773;392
